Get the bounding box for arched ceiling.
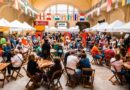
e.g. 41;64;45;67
28;0;100;13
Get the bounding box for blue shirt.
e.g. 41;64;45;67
79;58;91;68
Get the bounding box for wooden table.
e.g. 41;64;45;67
123;62;130;69
0;63;10;88
37;60;54;69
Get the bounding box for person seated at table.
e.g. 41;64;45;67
91;43;104;65
16;42;24;53
44;57;62;82
27;54;43;89
79;53;91;69
111;54;126;84
64;51;71;66
78;53;92;82
104;46;115;66
3;43;12;62
57;44;63;57
66;51;81;78
8;49;23;76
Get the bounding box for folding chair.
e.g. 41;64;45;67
81;68;95;89
11;61;24;80
109;66;123;85
65;67;79;88
47;69;63;90
23;67;37;88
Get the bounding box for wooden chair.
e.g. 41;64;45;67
81;68;95;89
109;66;124;85
23;67;37;88
65;67;79;88
11;61;24;80
47;69;63;90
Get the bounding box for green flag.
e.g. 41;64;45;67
67;14;71;21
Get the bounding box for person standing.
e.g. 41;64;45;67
42;39;51;59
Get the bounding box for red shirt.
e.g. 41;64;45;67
104;49;115;60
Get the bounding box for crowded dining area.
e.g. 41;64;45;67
1;0;130;90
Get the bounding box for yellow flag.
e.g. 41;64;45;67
122;0;126;6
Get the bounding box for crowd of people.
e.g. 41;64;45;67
0;31;130;89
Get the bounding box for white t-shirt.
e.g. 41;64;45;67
66;55;79;75
11;54;23;67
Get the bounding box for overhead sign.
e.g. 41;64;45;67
57;22;67;27
34;21;48;26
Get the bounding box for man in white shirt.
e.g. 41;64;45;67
66;51;79;75
11;49;23;67
8;49;23;75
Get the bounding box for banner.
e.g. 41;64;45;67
97;8;100;16
122;0;126;6
45;13;52;21
79;13;85;21
25;7;28;15
107;0;112;12
115;0;118;8
40;12;44;20
62;14;67;21
14;0;19;10
73;13;78;21
54;14;61;21
67;13;71;21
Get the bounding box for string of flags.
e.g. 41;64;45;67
13;0;130;20
14;0;38;18
35;13;91;22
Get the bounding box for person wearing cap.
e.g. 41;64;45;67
7;49;23;75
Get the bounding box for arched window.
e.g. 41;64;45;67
44;4;79;14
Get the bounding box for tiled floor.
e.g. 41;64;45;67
0;54;129;90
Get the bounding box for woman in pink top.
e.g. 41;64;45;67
111;54;125;75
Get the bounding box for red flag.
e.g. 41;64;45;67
46;13;52;21
107;0;112;12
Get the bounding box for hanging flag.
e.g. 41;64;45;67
25;7;28;15
97;7;100;16
54;14;61;21
62;14;66;21
115;0;118;8
73;13;78;21
45;13;52;21
32;12;35;18
14;0;19;10
36;13;41;20
79;13;85;21
122;0;126;6
127;0;130;4
66;13;71;21
40;12;44;20
107;0;112;12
